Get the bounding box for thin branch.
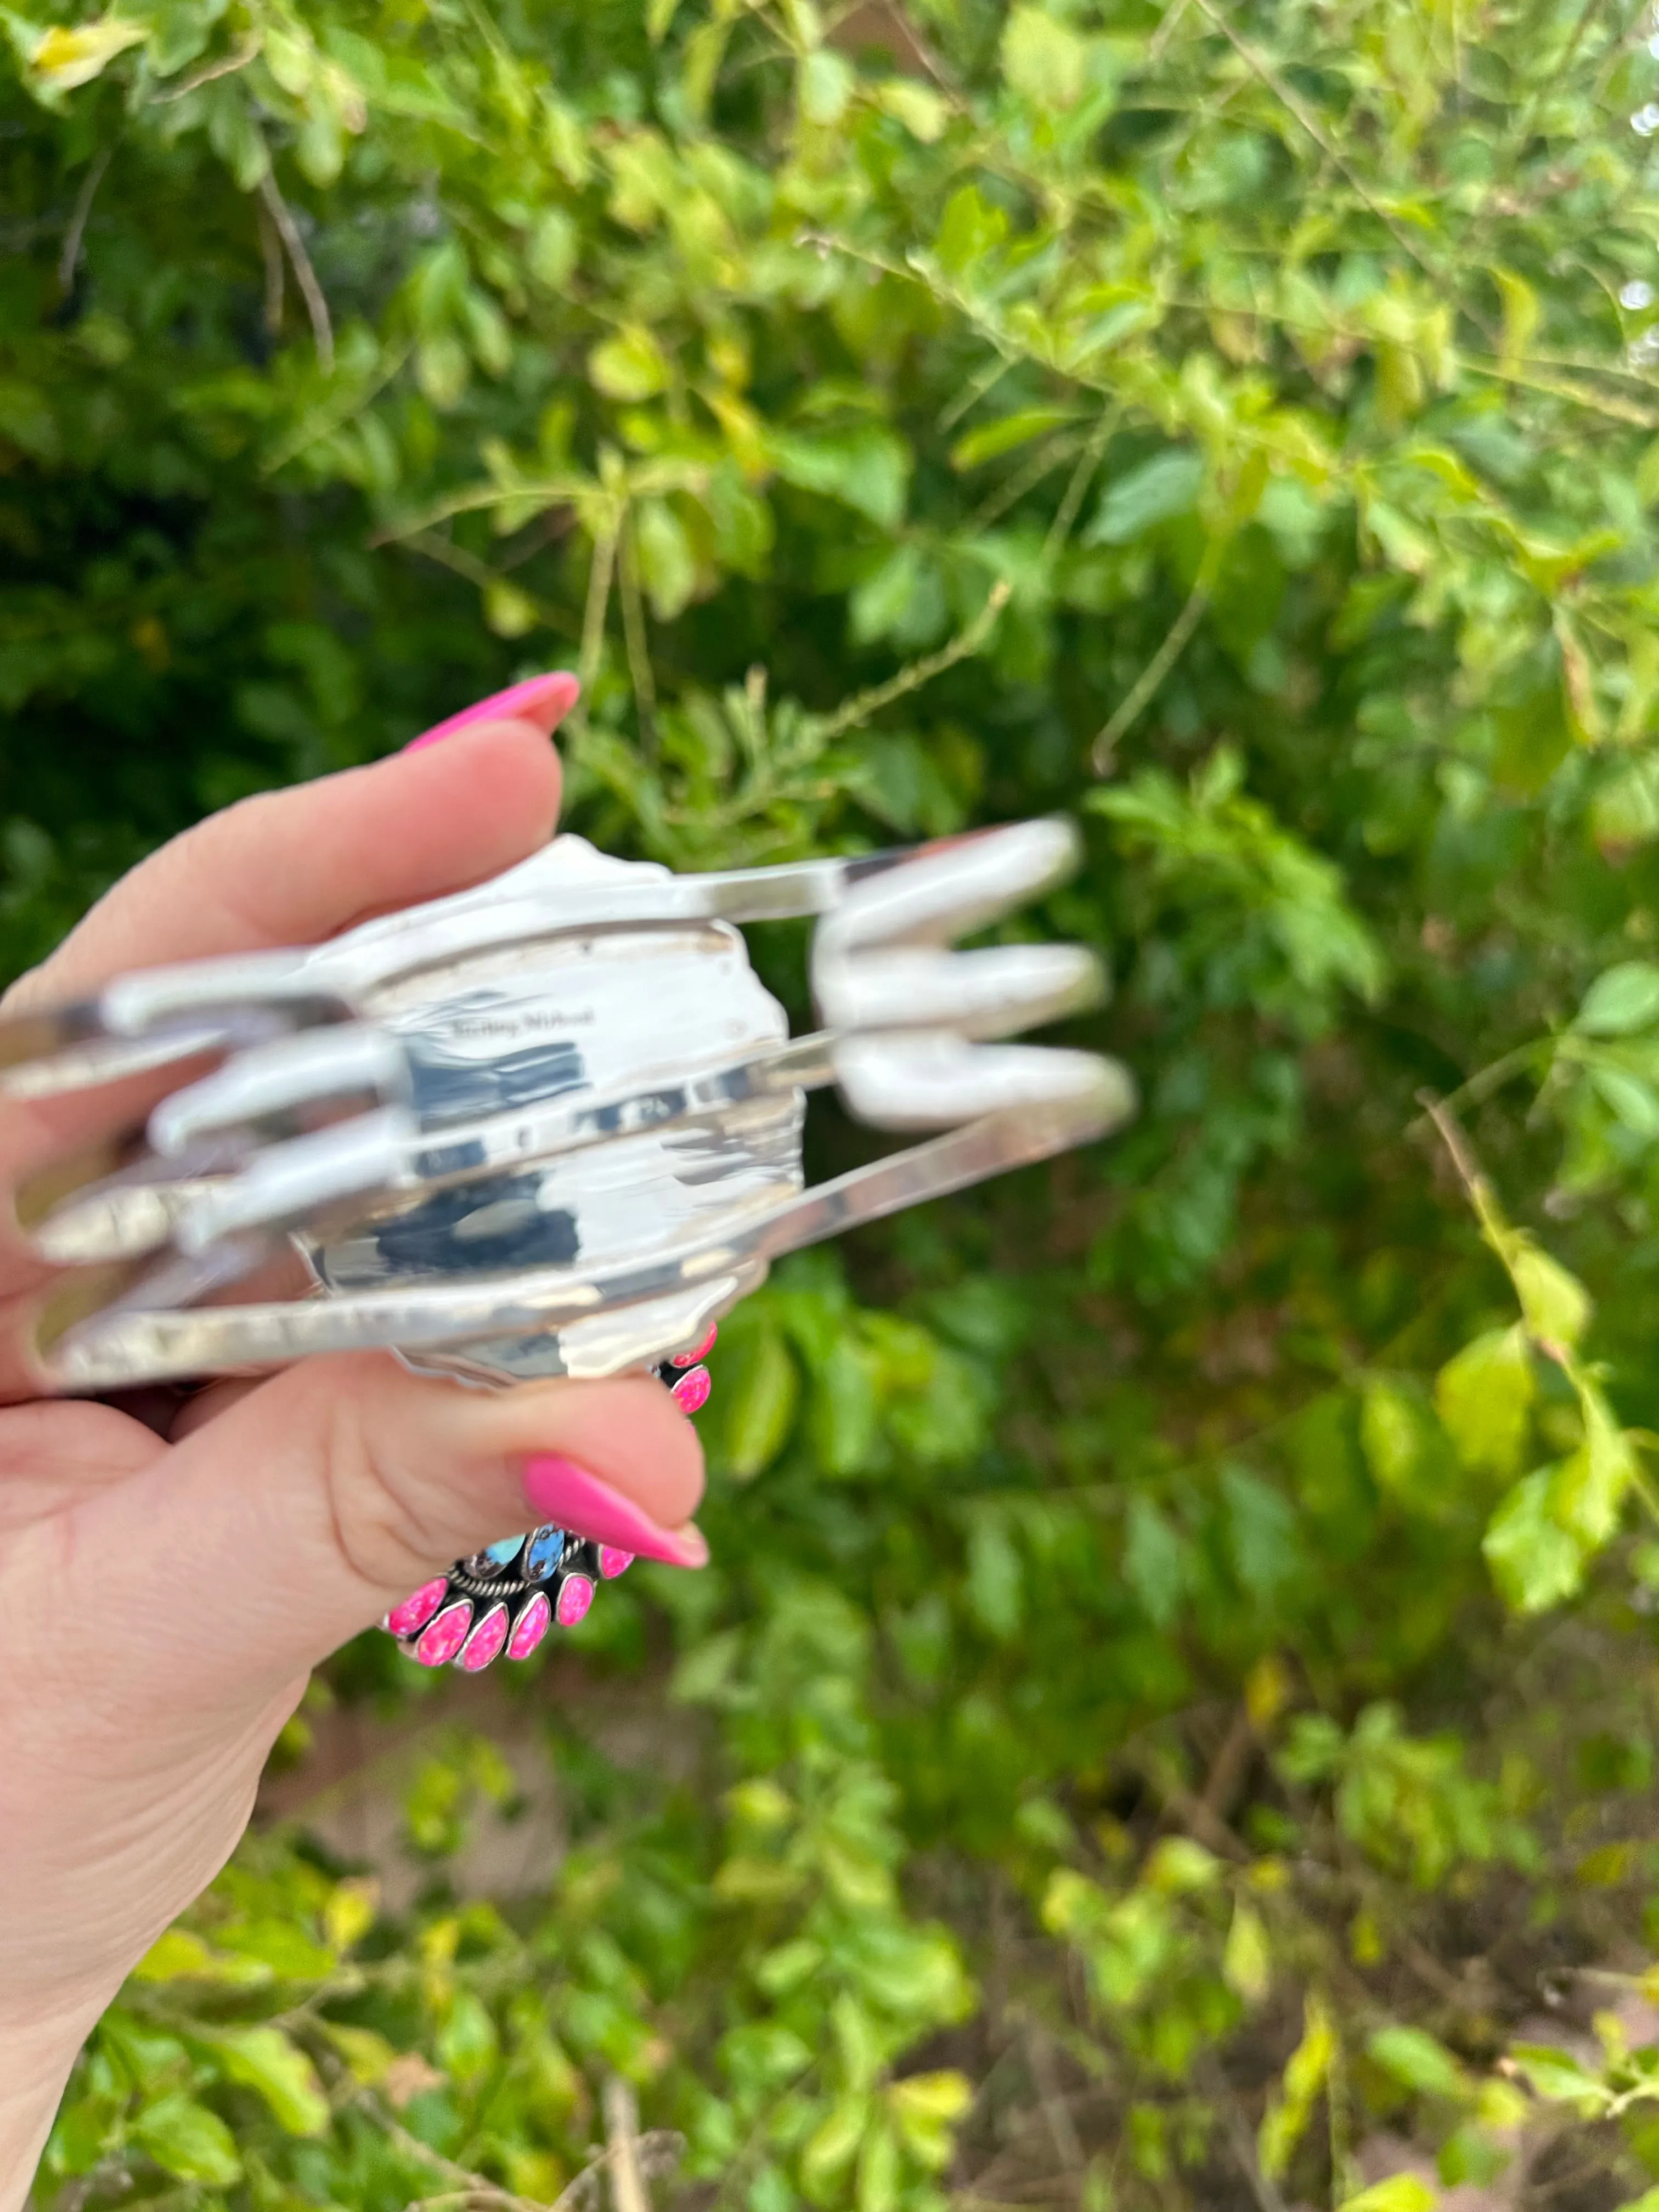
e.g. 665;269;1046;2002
617;512;659;755
939;352;1015;433
968;430;1088;533
604;2075;652;2212
1405;1035;1552;1135
1414;1088;1490;1211
255;191;284;336
150;31;261;100
1197;2058;1289;2212
1022;2024;1086;2180
817;577;1009;742
397;529;579;641
57;147;111;298
1091;538;1223;774
263;343;410;477
356;2090;550;2211
1147;0;1195;63
256;165;334;373
1042;405;1120;566
575;523;620;716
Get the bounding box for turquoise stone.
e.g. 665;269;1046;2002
523;1525;566;1582
486;1535;525;1566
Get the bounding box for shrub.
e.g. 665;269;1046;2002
11;0;1659;2205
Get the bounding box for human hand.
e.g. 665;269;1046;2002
0;680;707;2197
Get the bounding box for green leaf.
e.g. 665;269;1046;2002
1361;1376;1428;1503
1576;960;1659;1036
1367;2024;1469;2102
1483;1467;1585;1613
1001;4;1087;110
1260;1993;1336;2180
768;426;912;529
1507;1241;1592;1352
590;326;669;402
1508;2041;1610;2110
438;1989;499;2084
131;2096;242;2186
1086;450;1203;544
527;208;578;290
1434;1328;1534;1479
718;1315;800;1480
1336;2179;1437;2212
634;496;698;621
1553;1384;1635;1548
207;2025;329;2136
876;80;949;143
802;2095;873;2202
29;12;144;89
1222;1901;1272;2005
966;1511;1023;1639
950;407;1079;470
799;48;855;127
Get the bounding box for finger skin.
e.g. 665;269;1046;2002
2;713;563;1011
0;1357;704;2027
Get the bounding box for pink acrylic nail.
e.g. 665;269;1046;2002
508;1590;553;1659
385;1577;448;1638
557;1573;596;1627
670;1365;711;1414
404;672;580;752
459;1603;510;1672
521;1454;708;1568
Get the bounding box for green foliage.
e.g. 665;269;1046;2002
16;0;1659;2205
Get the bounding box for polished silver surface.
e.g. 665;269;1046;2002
12;821;1135;1392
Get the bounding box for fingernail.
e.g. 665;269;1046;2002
521;1454;708;1568
404;672;580;752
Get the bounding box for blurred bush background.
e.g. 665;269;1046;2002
12;0;1659;2205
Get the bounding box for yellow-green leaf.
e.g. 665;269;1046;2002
208;2025;329;2136
1337;2177;1437;2212
1508;1240;1592;1352
1001;4;1087;110
31;14;144;89
1222;1900;1272;2005
131;2096;242;2186
1435;1327;1534;1478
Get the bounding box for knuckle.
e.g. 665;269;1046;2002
312;1370;462;1594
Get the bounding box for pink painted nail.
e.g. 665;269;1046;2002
521;1454;708;1569
404;672;580;752
670;1365;711;1414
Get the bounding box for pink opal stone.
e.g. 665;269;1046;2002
556;1573;595;1628
599;1547;634;1580
672;1324;718;1368
507;1590;552;1659
670;1364;711;1414
385;1577;448;1638
459;1604;510;1672
413;1600;472;1667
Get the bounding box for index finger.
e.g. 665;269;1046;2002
7;673;576;1012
